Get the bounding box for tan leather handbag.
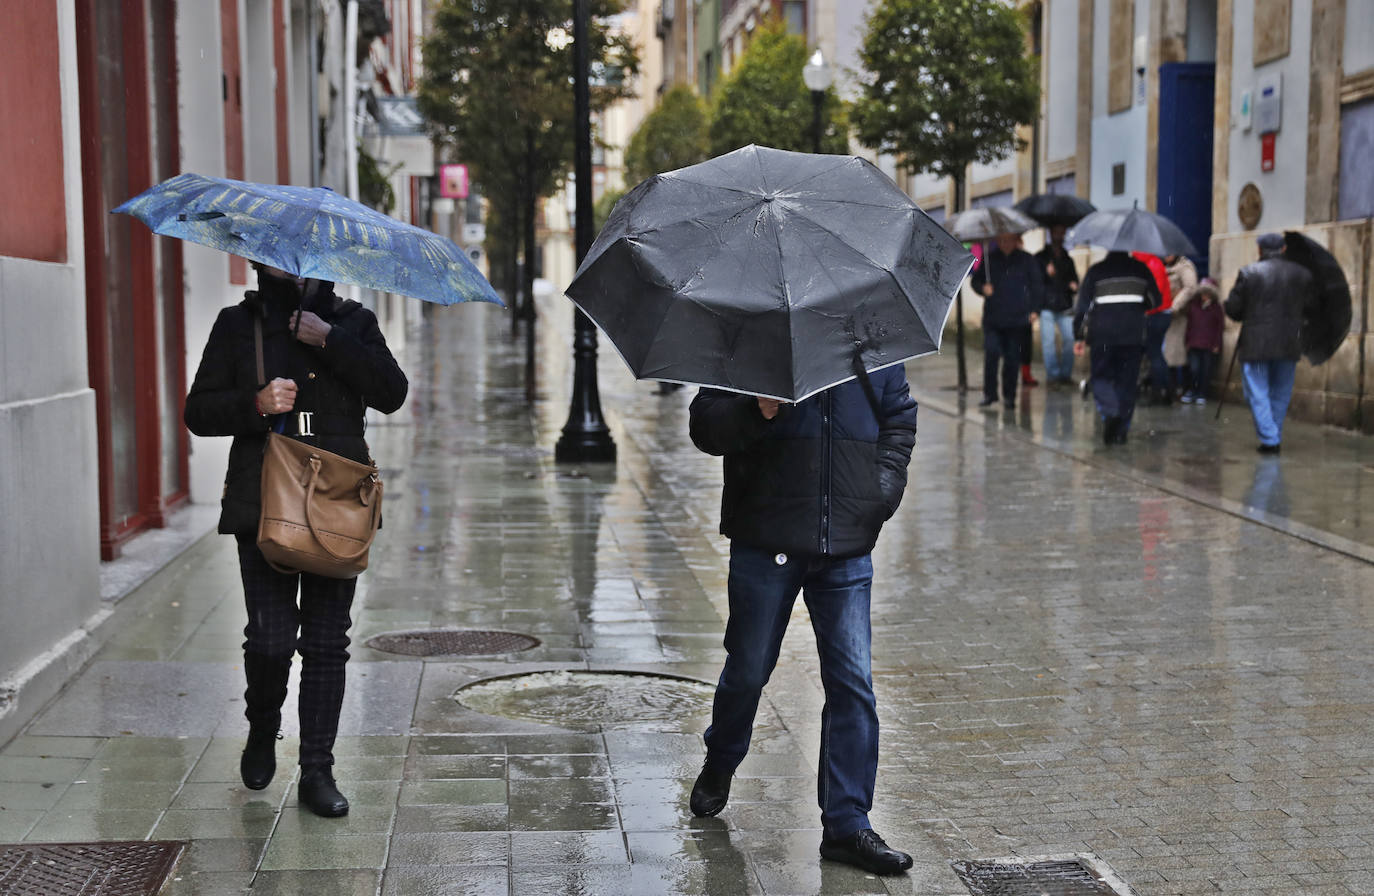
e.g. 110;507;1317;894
253;317;382;578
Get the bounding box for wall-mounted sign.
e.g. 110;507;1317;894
440;164;469;199
1255;71;1282;134
1261;132;1276;172
1238;182;1263;229
1239;89;1253;131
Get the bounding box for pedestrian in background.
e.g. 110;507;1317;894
184;263;408;817
1034;225;1079;386
1074;251;1161;444
1180;278;1223;403
1132;251;1174;405
1224;233;1319;453
686;370;919;877
1161;253;1199;397
973;232;1045;409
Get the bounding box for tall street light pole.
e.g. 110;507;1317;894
556;0;616;463
802;49;832;154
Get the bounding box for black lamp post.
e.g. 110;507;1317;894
555;0;616;463
802;49;832;153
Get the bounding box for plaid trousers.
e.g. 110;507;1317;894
235;536;356;768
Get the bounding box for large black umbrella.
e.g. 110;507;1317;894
565;144;974;402
1014;193;1096;227
1066;207;1198;257
1285;230;1352;365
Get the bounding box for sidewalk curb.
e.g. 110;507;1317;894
914;386;1374;567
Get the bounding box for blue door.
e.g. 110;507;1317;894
1156;62;1215;276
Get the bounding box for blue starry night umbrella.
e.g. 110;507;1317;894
113;172;503;307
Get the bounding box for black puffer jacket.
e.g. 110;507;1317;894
689;369;918;558
1223;253;1319;362
184;278;408;536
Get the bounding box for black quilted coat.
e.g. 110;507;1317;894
184;277;408;536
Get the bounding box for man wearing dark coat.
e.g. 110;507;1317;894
1224;233;1319;453
686;369;918;876
1073;251;1161;444
184;264;407;817
972;232;1045;408
1034;225;1080;385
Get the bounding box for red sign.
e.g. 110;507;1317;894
1260;133;1275;173
440;164;469;199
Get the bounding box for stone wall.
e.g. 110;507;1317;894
1209;219;1372;431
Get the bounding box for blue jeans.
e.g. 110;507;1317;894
1039;309;1075;380
704;544;878;838
1241;359;1297;446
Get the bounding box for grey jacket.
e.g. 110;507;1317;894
1223;254;1318;362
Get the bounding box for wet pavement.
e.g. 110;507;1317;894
2;302;1373;895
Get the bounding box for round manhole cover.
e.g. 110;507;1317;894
453;670;715;732
366;629;540;657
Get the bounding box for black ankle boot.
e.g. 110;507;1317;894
240;729;278;790
689;760;733;817
299;765;349;817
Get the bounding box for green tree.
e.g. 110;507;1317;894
708;19;848;156
418;0;638;346
624;85;709;184
851;0;1038;389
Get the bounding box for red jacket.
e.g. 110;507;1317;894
1133;252;1173;314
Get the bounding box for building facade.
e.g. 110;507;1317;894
0;0;426;744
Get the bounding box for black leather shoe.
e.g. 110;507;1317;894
977;396;998;408
1102;416;1121;446
240;730;278;791
299;766;349;817
819;828;914;876
689;761;733;817
1257;443;1281;454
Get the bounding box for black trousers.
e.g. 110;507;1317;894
236;536;356;768
983;325;1022;401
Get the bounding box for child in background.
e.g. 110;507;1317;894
1181;278;1224;404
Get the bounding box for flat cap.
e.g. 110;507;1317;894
1257;232;1284;252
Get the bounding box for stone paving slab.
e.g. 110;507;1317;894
3;304;1372;894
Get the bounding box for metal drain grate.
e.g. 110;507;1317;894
0;841;184;896
366;629;540;657
952;854;1137;896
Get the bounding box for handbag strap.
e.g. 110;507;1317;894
254;315;266;387
299;455;383;561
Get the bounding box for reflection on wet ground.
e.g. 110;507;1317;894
3;302;1372;895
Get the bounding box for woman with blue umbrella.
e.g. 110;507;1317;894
183;263;408;817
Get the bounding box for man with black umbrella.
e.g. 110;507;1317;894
1073;251;1161;444
1223;233;1319;453
686;370;919;876
972;232;1045;408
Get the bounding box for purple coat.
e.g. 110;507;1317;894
1184;298;1224;352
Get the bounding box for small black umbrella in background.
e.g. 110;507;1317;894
565;144;974;402
947;206;1038;242
1014;193;1096;228
1066;206;1198;257
1285;230;1352;365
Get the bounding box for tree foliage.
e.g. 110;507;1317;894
708;19;848;156
851;0;1038;180
624;85;709;185
418;0;639;261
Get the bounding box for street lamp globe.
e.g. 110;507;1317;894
802;49;832;92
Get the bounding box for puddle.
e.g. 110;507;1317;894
453;670;715;733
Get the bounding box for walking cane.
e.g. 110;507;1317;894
1215;327;1241;421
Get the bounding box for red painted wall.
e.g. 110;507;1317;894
1;3;68;262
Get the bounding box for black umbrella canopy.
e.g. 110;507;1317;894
1014;193;1096;227
1066;207;1198;257
1284;230;1352;365
566;145;974;402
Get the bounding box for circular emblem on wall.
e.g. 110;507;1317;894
1238;182;1263;231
